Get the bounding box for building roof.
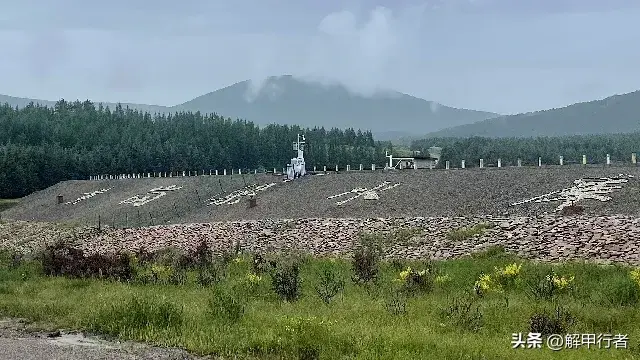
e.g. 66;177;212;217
413;155;438;160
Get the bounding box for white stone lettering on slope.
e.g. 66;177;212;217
208;183;276;206
510;176;632;211
65;188;111;205
327;182;401;205
119;185;183;207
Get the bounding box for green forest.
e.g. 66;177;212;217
412;135;640;168
0;100;389;199
3;99;640;199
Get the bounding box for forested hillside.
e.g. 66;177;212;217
424;90;640;138
413;135;640;167
0;100;391;199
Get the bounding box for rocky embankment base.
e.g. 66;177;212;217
2;215;640;265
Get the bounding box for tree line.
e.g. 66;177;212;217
0;100;393;199
412;135;640;167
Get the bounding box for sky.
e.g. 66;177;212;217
0;0;639;115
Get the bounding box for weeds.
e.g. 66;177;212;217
271;259;302;302
446;223;493;242
90;295;183;336
441;295;484;331
384;289;408;316
40;241;133;281
529;305;575;336
351;233;383;285
207;286;245;324
314;263;345;304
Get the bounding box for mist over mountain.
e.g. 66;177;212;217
1;75;499;141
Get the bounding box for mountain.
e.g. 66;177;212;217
173;75;499;138
0;94;171;115
1;75;499;139
424;90;640;138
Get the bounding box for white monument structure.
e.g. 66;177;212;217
286;134;307;180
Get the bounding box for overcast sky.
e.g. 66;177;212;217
0;0;638;114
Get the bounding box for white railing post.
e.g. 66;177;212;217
497;159;501;168
461;160;465;169
445;161;450;169
479;159;484;168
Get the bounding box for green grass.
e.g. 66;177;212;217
1;248;640;359
446;223;494;242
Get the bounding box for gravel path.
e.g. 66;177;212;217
0;319;200;360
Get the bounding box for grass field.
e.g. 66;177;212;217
1;239;640;359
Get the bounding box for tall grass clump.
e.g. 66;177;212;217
89;295;183;337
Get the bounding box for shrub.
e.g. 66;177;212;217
192;239;212;269
473;273;501;297
397;264;437;294
152;247;192;270
492;263;522;291
207;287;245;324
40;242;133;281
314;263;345;304
441;295;483;331
526;270;574;301
197;261;224;287
351;233;382;285
560;204;584;216
271;260;302;302
529;305;574;336
251;253;275;274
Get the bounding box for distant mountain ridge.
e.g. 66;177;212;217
424;90;640;138
0;75;499;141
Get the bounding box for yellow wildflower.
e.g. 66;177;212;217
474;273;492;292
630;268;640;287
551;274;574;290
399;267;411;281
233;257;244;264
435;274;450;283
494;263;521;277
246;273;262;284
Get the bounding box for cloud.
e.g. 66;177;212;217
21;30;70;81
246;5;425;99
